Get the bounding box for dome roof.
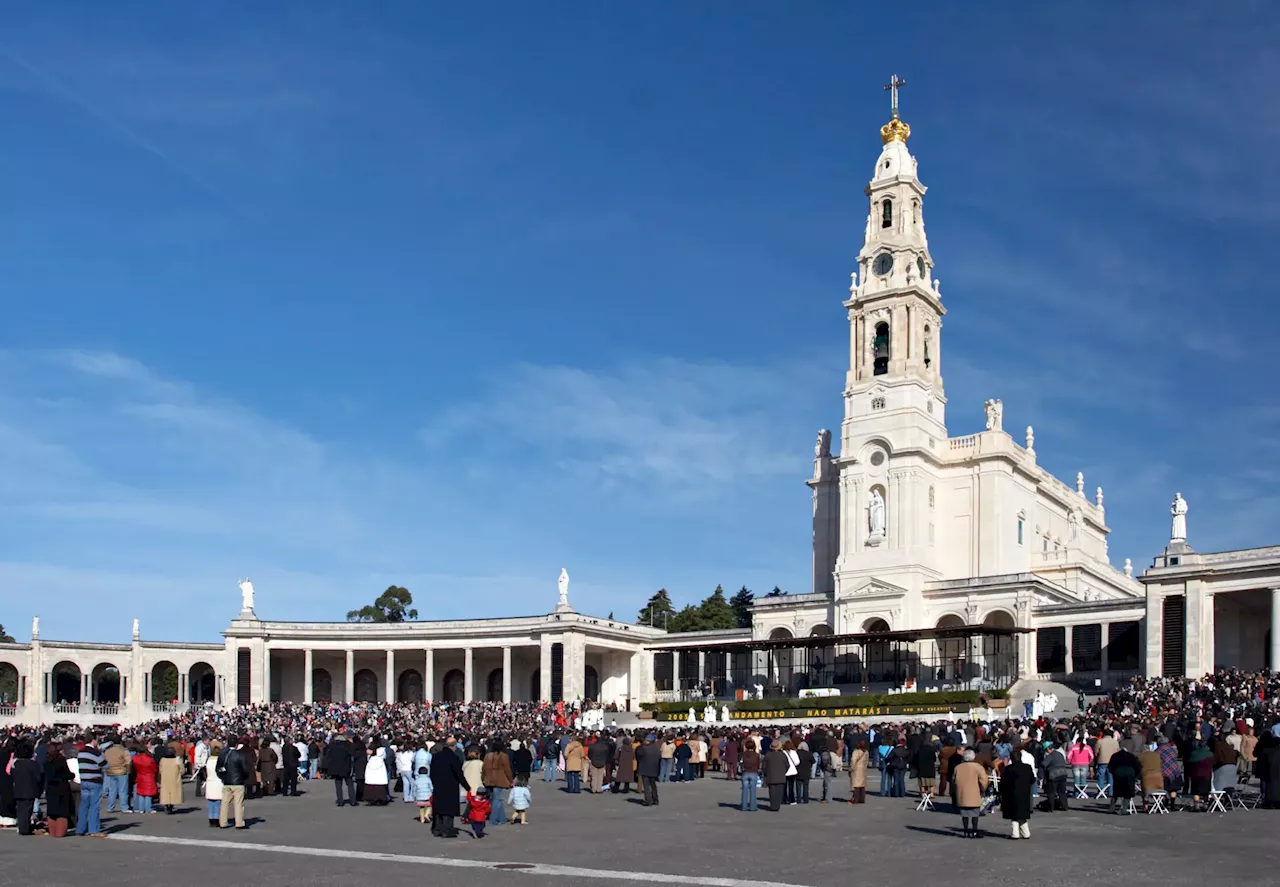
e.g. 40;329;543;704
872;140;917;183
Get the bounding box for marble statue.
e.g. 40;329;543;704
132;618;140;640
983;398;1003;431
238;578;255;611
868;488;886;538
31;616;39;640
1171;492;1188;542
721;704;731;722
687;707;697;726
1068;510;1081;544
557;568;571;610
1124;558;1134;578
815;429;831;459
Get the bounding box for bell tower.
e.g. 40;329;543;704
843;75;946;448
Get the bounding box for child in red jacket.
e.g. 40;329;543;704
466;787;491;838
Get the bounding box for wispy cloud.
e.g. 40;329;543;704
422;357;825;493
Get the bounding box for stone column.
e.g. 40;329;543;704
1063;626;1073;675
725;651;733;695
464;647;474;702
1144;589;1162;677
1099;623;1110;676
424;649;434;702
345;650;354;703
303;649;313;704
502;646;512;703
263;647;272;704
539;636;552;701
386;649;395;703
671;650;680;694
697;651;706;688
1271;589;1280;672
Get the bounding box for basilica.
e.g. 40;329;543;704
2;85;1277;728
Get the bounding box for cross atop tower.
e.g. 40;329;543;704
884;74;906;119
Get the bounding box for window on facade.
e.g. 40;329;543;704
928;486;935;509
873;322;890;375
1043;537;1048;553
882;199;893;229
923;325;932;368
1017;518;1024;545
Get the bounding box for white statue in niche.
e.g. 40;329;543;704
238;578;255;612
1068;510;1081;545
1171;493;1188;542
868;488;886;542
983;398;1003;431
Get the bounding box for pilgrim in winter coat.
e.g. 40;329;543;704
429;743;469;819
159;751;185;807
952;759;989;808
1000;758;1035;823
849;747;869;789
615;740;638;786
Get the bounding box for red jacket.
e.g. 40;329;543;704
132;752;158;796
466;792;490;823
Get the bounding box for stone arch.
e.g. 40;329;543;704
353;668;378;702
312;668;333;703
52;660;82;703
442;668;465;703
584;665;599;702
189;662;216;704
873;322;890;375
486;669;503;703
808;625;835;688
861;618;892;683
934;613;967;681
0;661;20;705
91;662;121;703
981;609;1017;682
768;627;795;695
151;660;179;704
398;668;423;703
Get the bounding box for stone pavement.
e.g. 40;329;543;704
1;773;1276;887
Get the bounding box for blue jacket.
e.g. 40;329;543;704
413;748;433;800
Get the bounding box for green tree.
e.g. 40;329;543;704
347;586;419;622
668;604;706;633
766;586;786;598
0;624;13;643
153;663;178;703
698;585;737;630
729;586;755;628
638;589;676;627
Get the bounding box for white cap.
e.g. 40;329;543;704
1246;718;1255;727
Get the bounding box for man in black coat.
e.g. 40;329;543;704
763;746;789;811
1000;749;1035;839
635;735;661;807
280;738;301;797
323;734;356;807
430;738;470;838
10;741;43;836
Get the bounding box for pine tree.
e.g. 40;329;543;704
638;589;676;627
698;585;737;630
729;586;755;628
766;586;786;597
668;604;705;633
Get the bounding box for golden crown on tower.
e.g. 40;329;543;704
880;73;911;144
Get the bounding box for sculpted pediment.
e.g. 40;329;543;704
841;577;908;599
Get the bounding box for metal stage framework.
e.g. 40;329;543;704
650;625;1030;699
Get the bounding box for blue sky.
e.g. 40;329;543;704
2;2;1278;642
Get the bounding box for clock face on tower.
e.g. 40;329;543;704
873;252;893;277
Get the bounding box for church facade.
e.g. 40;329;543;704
3;87;1278;729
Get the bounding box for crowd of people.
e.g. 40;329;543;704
2;669;1279;842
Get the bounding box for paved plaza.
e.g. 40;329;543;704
2;774;1277;887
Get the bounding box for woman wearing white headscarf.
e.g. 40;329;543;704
364;747;390;805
